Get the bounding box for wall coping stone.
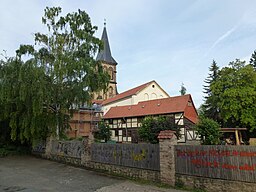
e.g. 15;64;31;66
158;130;176;139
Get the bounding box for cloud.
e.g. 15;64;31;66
211;25;238;50
202;23;239;60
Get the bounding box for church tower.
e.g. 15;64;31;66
95;22;118;100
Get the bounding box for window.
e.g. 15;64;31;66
151;93;157;99
144;93;149;100
108;67;114;80
123;130;132;137
109;86;114;98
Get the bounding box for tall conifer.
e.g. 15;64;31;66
250;50;256;70
202;60;221;123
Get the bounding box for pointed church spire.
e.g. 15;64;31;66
96;21;117;65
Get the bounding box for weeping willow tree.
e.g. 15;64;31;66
0;7;109;145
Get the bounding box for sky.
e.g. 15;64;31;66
1;0;256;108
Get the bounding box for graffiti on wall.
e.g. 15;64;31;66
91;143;160;171
51;140;84;158
175;145;256;182
32;142;46;154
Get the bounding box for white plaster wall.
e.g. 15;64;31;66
134;82;169;104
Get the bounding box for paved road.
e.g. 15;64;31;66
0;156;185;192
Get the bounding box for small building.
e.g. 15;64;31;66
220;128;248;145
103;94;199;144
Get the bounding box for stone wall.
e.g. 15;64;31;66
34;134;256;191
37;138;160;182
41;154;82;167
85;162;159;181
39;153;160;182
176;174;256;192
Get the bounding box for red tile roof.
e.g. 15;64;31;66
103;94;198;123
102;80;155;105
184;101;198;124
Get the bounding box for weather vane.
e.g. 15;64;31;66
104;19;106;27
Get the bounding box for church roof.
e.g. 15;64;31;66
96;24;117;65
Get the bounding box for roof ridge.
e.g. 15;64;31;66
102;80;155;105
120;80;154;94
137;94;190;105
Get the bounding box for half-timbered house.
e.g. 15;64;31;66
103;94;199;144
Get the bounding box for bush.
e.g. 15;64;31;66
138;116;180;144
94;122;111;142
0;148;8;157
195;116;221;145
0;144;31;157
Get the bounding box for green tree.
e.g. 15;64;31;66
195;116;221;145
0;57;50;144
202;60;221;123
179;83;187;95
0;120;11;146
138;116;180;144
0;7;109;145
211;59;256;131
250;50;256;70
197;104;206;117
0;60;10;145
94;122;111;142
